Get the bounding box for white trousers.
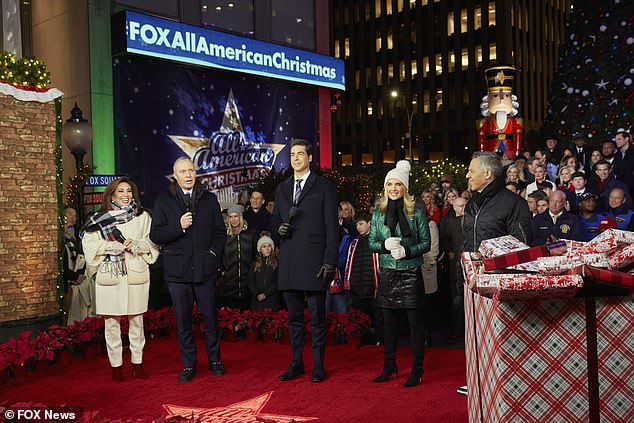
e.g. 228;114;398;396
104;314;145;367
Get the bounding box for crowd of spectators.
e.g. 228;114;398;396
66;130;634;351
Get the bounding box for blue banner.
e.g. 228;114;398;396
113;55;318;208
118;10;345;91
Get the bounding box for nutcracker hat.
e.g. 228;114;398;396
384;160;411;191
485;64;516;93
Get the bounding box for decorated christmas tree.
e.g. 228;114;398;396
543;1;633;143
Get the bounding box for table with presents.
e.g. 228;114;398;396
462;229;634;423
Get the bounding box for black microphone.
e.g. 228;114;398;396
184;194;191;213
288;206;299;224
112;228;126;243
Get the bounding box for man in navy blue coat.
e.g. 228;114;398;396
531;190;583;246
150;157;227;383
603;187;634;231
271;139;339;383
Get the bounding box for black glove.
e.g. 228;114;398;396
316;263;337;287
277;222;294;239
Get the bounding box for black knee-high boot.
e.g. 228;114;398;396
404;308;425;388
374;308;399;383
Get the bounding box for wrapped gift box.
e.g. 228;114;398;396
607;243;634;271
584;265;634;290
478;235;529;258
577;229;634;255
476;273;583;300
462;252;584;299
537;254;609;276
464;287;634;423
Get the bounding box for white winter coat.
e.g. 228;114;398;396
82;212;159;315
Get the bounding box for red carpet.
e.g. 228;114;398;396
1;338;468;422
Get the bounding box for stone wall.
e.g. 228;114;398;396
0;92;60;323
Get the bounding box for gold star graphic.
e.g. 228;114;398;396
167;89;285;164
163;391;318;423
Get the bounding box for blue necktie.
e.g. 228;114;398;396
293;179;303;205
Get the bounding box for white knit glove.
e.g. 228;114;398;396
128;239;150;255
391;245;406;260
384;237;402;251
104;241;125;255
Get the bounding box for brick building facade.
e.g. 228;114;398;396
0;92;60;324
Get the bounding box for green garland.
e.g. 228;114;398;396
0;51;51;89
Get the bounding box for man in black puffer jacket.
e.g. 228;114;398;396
462;152;532;253
456;151;532;397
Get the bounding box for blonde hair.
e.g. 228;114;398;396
226;216;248;235
377;189;416;218
442;188;460;208
505;164;525;182
421;190;438;213
340;200;355;220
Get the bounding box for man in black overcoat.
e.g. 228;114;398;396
271;139;339;383
150;157;227;383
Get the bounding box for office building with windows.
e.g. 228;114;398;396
331;0;571;165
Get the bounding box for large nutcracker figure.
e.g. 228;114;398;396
478;65;523;160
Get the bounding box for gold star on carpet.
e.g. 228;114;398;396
163;391;318;423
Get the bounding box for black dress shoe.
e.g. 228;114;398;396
311;368;326;383
278;363;304;381
209;361;225;376
178;367;196;383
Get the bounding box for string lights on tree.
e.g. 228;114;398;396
543;2;633;140
64;164;94;209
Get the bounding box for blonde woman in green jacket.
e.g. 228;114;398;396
369;160;431;388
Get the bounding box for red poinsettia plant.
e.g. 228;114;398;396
342;309;371;337
256;309;278;335
2;332;35;370
32;331;64;361
217;308;243;331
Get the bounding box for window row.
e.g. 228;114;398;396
346;87;471;121
348;44;497;89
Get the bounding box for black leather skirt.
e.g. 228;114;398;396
377;267;424;309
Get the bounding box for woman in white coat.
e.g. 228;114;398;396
81;178;158;382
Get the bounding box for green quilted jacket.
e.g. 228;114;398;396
368;207;431;270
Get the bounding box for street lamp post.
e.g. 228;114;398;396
391;90;416;162
62;103;93;226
